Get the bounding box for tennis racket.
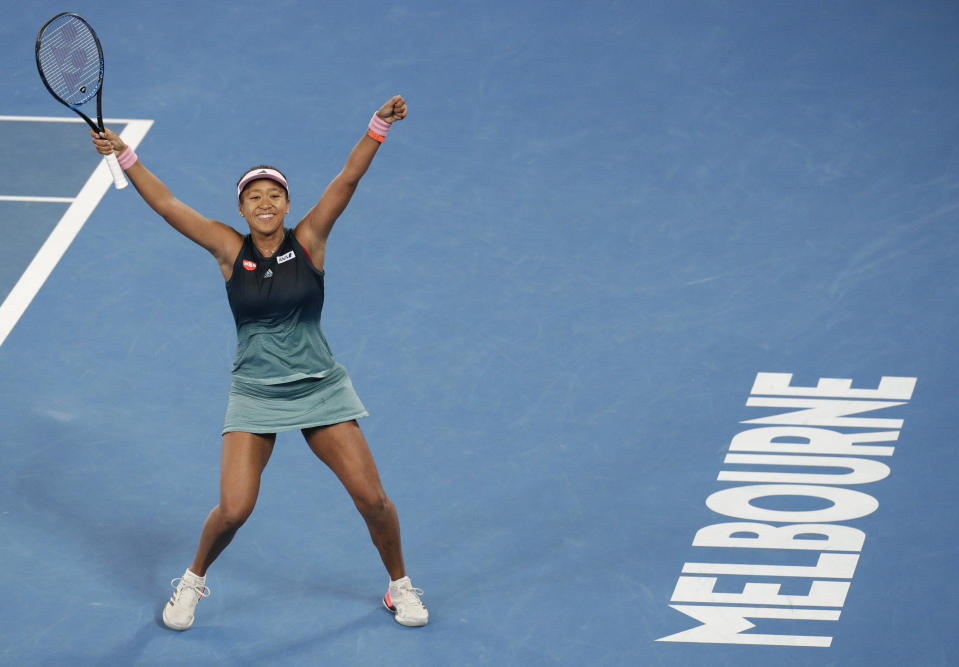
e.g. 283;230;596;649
35;12;128;190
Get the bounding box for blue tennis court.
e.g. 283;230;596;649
1;1;957;665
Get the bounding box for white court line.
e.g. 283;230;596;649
0;195;76;203
0;117;154;348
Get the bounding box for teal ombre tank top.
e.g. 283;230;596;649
225;229;335;384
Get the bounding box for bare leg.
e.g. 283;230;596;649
189;431;276;576
302;421;406;580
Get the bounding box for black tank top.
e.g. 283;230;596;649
225;228;335;383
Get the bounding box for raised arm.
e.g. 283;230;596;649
294;95;407;268
91;129;242;279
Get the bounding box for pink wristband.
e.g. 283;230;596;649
367;113;391;143
116;146;138;170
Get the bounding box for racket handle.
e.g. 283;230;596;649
104;151;129;190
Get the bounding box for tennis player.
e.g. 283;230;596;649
91;95;428;630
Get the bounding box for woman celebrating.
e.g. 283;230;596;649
91;95;428;630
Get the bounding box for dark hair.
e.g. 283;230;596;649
236;164;289;199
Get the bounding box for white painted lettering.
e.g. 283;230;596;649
682;552;859;579
718;454;890;485
729;426;898;457
659;372;917;647
692;521;865;551
656;605;840;647
705;484;879;522
743;397;906;429
671;575;850;607
750;373;917;400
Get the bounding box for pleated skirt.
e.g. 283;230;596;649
223;362;368;434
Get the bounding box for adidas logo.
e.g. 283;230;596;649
264;269;273;278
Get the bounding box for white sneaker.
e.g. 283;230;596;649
383;576;428;627
162;569;210;631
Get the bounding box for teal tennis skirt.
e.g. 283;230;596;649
223;362;368;434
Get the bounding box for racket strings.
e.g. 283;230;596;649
37;16;102;106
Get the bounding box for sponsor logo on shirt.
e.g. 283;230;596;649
243;260;257;271
277;251;295;264
264;269;273;278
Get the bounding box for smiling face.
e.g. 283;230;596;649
238;179;290;234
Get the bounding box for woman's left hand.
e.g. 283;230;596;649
376;95;407;124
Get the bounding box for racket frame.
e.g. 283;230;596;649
35;12;128;189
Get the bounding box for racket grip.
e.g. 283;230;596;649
104;152;129;190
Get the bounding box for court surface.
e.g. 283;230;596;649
1;2;957;665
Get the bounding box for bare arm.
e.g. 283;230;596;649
295;95;407;267
91;129;241;278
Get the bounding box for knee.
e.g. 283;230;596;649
217;498;255;531
354;490;392;522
